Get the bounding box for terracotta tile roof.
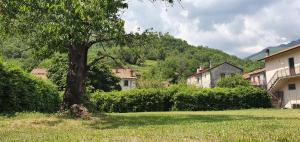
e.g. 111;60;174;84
112;68;137;79
31;68;48;79
243;73;250;79
243;68;265;79
248;68;265;75
188;68;209;78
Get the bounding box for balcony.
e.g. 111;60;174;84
250;81;267;89
267;65;300;91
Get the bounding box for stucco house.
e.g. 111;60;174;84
187;62;243;88
31;68;48;80
243;68;267;89
112;68;137;90
260;44;300;108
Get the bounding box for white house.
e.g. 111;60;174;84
112;68;137;90
260;44;300;108
243;68;267;89
187;62;243;88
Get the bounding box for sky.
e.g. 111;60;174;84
122;0;300;58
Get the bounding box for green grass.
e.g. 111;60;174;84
1;109;300;142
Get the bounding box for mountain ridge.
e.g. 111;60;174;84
246;39;300;60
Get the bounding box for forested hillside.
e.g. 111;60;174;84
89;33;263;86
0;32;263;89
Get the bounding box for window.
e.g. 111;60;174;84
288;84;296;90
221;73;225;78
124;80;129;87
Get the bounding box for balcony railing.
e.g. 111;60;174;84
267;65;300;91
251;81;267;89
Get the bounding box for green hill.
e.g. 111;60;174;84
1;33;263;88
90;33;263;86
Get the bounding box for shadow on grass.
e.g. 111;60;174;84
84;113;300;130
30;119;64;126
0;112;17;118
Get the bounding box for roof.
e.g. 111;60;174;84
31;68;48;75
188;62;243;78
112;68;137;79
243;73;250;79
31;68;48;79
243;68;265;79
248;68;265;75
188;68;209;78
209;62;243;71
259;44;300;61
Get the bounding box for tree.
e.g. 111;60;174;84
48;53;121;92
0;0;176;109
217;75;250;88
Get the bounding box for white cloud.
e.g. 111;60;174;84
122;0;300;58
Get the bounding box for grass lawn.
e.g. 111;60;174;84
1;109;300;142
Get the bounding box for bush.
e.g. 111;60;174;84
217;75;250;88
0;61;60;113
92;85;271;112
173;87;271;111
92;87;178;112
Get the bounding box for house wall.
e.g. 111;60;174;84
187;75;204;87
273;77;300;108
119;79;136;90
210;63;243;87
250;72;266;86
201;72;211;88
265;47;300;89
187;76;197;86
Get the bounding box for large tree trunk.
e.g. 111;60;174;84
63;44;89;109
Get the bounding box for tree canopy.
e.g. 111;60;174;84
0;0;177;110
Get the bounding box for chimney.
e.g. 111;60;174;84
130;70;134;77
197;66;203;73
265;49;270;57
209;60;212;68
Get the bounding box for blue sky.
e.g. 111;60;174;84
122;0;300;58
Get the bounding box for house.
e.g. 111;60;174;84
187;62;243;88
112;68;137;90
260;44;300;108
243;68;267;89
31;68;48;80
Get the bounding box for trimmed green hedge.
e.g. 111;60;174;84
92;88;178;112
0;61;60;113
173;87;271;111
92;86;271;112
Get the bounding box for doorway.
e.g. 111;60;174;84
289;57;295;75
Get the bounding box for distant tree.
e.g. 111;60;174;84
217;75;250;88
0;0;176;109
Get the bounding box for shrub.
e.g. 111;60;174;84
217;75;250;88
0;61;60;113
92;87;179;112
173;87;271;111
92;85;271;112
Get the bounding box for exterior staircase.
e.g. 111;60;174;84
267;66;300;92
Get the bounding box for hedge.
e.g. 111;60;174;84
92;86;271;112
173;87;271;111
0;61;61;113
